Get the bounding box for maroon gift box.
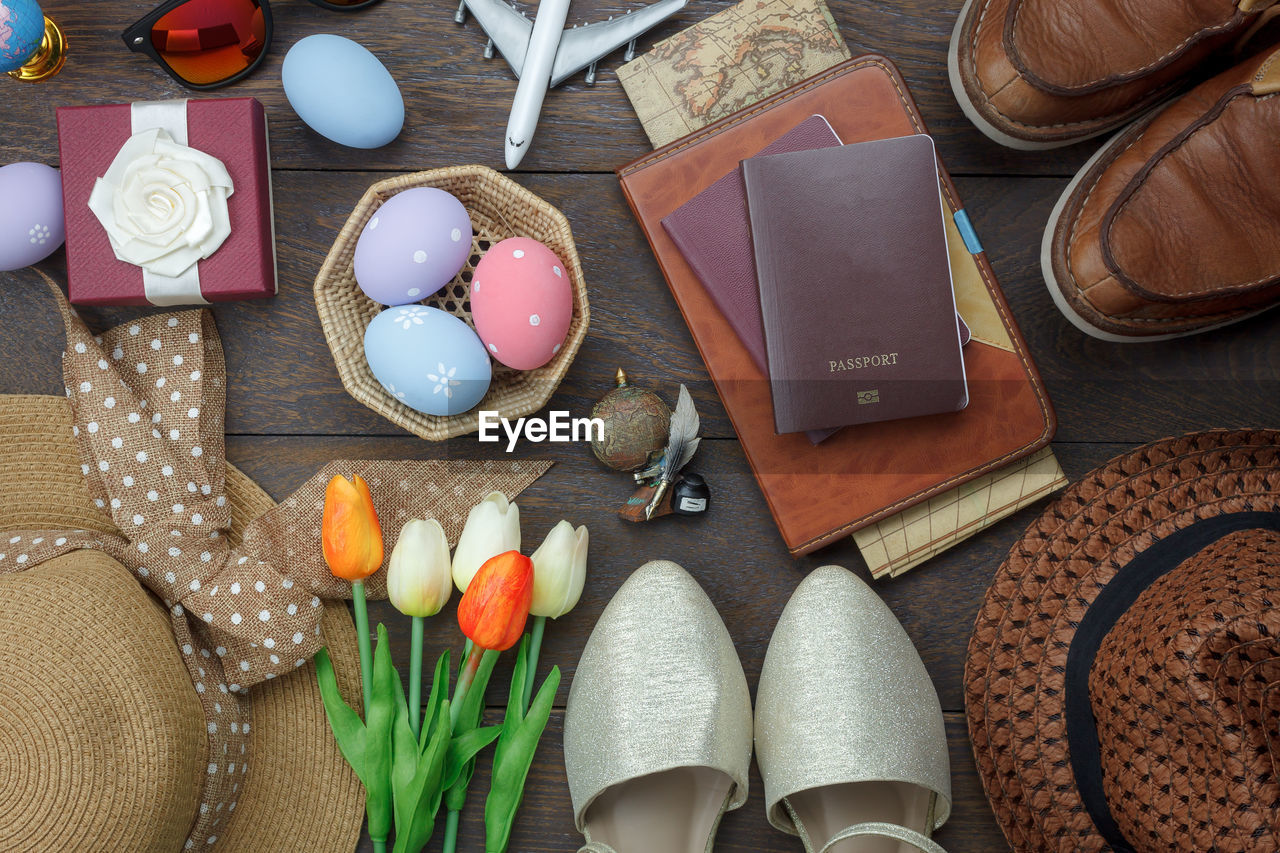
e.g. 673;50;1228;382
56;98;277;306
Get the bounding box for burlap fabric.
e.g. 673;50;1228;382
0;283;551;850
965;429;1280;852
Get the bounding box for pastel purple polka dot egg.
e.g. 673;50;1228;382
353;187;472;306
0;163;65;272
470;237;573;371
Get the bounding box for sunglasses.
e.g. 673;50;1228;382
123;0;380;90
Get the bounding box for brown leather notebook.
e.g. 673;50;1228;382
617;55;1056;556
744;134;968;433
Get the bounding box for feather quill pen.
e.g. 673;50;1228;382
645;385;701;519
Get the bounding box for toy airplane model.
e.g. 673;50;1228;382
453;0;688;168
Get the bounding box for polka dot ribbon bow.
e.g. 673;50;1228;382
0;285;551;849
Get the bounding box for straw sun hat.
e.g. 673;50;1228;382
966;429;1280;852
0;273;373;853
0;281;551;852
0;393;365;852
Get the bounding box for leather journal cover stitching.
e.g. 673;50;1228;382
617;55;1056;556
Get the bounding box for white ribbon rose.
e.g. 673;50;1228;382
88;127;234;279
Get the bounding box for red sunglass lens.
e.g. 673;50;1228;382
151;0;266;86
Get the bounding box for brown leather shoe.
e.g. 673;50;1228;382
948;0;1276;148
1042;47;1280;340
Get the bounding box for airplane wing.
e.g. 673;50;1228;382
549;0;687;87
462;0;533;78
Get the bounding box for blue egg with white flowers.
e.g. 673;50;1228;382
364;305;492;416
282;34;404;149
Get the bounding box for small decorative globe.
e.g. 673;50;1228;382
590;368;671;472
0;0;47;73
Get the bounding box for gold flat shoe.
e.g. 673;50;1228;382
564;560;753;853
755;566;952;853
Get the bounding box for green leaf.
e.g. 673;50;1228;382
483;638;561;853
410;698;454;848
315;647;369;782
444;648;500;813
391;692;455;853
365;624;397;845
444;725;503;790
459;649;500;734
391;666;421;852
420;651;451;752
389;649;471;853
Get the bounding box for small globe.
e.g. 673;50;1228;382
590;369;670;471
0;0;48;73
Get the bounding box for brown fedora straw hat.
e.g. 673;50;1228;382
0;393;365;852
966;429;1280;852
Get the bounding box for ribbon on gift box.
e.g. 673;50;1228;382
87;100;235;306
0;276;552;847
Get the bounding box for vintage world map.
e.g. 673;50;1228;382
618;0;852;148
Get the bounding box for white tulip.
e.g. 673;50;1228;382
529;521;588;619
386;518;453;618
451;491;521;593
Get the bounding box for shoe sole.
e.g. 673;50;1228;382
1041;129;1276;342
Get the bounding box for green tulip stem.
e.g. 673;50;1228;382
442;808;460;853
522;615;546;713
442;642;475;853
372;840;387;853
352;580;373;719
409;615;424;740
450;642;484;730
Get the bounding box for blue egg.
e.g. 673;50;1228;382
364;306;492;416
282;35;404;149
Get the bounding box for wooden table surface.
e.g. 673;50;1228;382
2;0;1278;850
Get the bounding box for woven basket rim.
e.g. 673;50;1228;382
314;165;590;441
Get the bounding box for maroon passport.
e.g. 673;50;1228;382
662;115;841;372
744;134;969;434
662;116;970;443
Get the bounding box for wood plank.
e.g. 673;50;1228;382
352;712;1010;852
0;0;1272;850
222;433;1129;713
3;174;1276;442
0;0;1093;177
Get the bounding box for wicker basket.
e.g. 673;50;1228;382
314;166;590;441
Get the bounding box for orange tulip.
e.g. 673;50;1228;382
322;474;384;581
457;550;533;651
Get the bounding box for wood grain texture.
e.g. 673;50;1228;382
1;1;1278;850
0;0;1099;177
218;435;1133;717
3;174;1277;441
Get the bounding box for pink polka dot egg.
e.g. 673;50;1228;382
353;187;472;306
470;237;572;371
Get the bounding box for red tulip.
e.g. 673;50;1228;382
322;474;384;582
457;550;533;651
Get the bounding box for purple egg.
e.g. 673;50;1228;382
0;162;64;272
353;187;473;306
